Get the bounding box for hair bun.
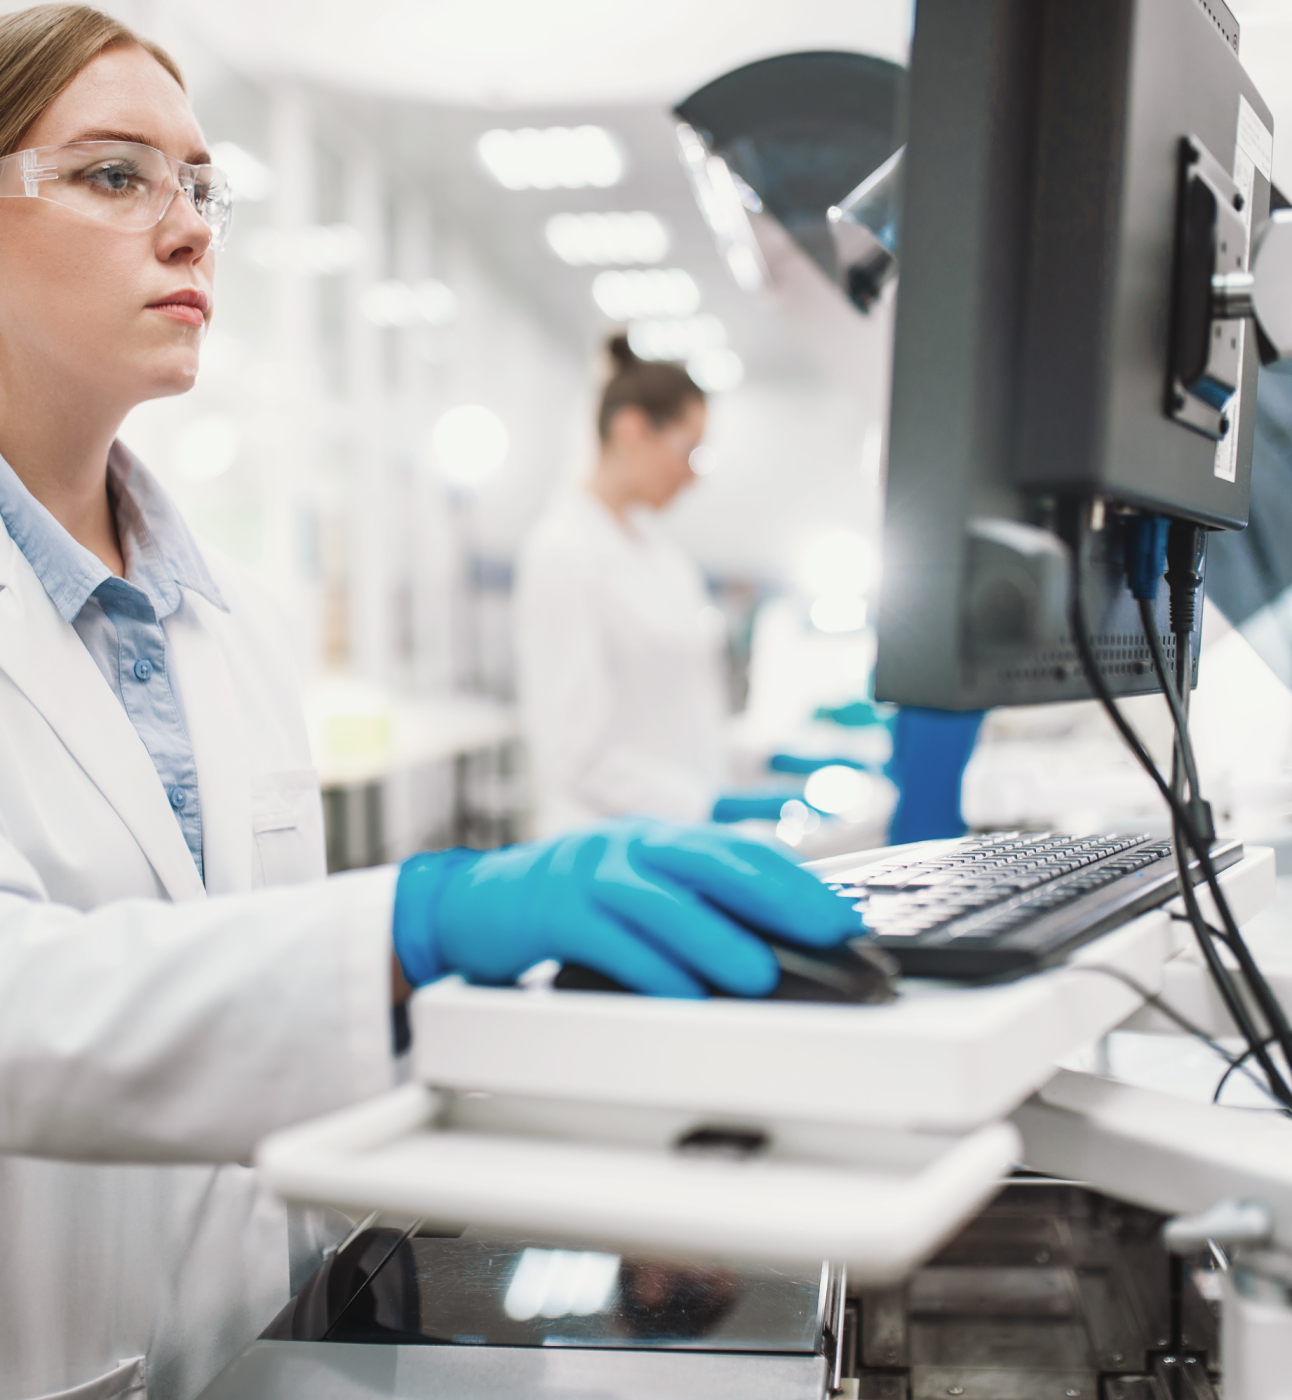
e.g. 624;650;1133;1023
606;333;638;373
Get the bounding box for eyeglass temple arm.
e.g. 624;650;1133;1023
18;149;59;198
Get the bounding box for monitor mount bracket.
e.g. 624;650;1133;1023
1168;133;1292;441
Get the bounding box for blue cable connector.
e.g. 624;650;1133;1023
1125;514;1171;600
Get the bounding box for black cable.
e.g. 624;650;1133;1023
1072;964;1283;1106
1138;597;1202;807
1131;599;1285;1097
1172;634;1191;807
1128;574;1292;1103
1067;515;1292;1108
1106;589;1291;1105
1213;1036;1281;1105
1137;595;1292;1084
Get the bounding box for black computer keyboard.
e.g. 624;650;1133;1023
828;831;1244;979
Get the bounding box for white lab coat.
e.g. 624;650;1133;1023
0;514;395;1400
515;490;728;835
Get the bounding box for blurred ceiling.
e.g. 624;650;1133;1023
303;92;855;382
170;0;910;108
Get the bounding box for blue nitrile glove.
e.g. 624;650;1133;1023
393;819;858;999
886;707;985;844
815;700;895;730
710;788;803;822
768;753;870;776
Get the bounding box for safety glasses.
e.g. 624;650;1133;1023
0;140;232;251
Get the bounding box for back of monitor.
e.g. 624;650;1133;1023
874;0;1271;710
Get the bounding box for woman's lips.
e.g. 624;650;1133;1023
148;302;206;327
147;289;209;328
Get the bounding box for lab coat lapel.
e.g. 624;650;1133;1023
0;533;205;902
165;592;252;895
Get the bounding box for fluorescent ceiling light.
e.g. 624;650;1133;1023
627;313;725;362
478;126;624;191
243;224;364;275
592;268;699;320
546;211;669;266
687;346;744;392
209;141;274;202
430;405;510;489
360;279;458;328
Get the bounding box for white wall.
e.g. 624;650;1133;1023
1232;0;1292;194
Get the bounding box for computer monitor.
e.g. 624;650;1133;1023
874;0;1273;710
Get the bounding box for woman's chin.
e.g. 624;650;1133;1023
137;357;203;401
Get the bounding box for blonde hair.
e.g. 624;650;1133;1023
0;4;184;157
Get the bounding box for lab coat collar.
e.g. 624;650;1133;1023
0;525;206;902
569;488;655;549
107;441;228;618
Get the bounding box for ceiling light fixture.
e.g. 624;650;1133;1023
545;211;669;266
360;279;458;328
429;405;510;489
244;224;364;276
208;141;274;202
591;268;699;320
627;313;726;362
478;126;624;191
687;346;744;392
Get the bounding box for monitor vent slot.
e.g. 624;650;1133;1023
1193;0;1239;53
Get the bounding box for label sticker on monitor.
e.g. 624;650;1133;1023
1215;98;1274;483
1237;95;1274;181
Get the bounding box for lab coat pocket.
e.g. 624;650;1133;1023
251;769;326;887
29;1356;146;1400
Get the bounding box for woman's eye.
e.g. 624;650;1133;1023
85;164;141;194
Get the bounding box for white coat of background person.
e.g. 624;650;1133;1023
0;14;867;1399
516;337;728;835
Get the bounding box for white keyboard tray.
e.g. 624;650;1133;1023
255;1082;1019;1284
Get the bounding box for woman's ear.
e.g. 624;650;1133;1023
606;403;652;451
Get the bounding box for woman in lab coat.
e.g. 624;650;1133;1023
516;337;728;833
0;13;855;1398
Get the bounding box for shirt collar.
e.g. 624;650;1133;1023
0;440;227;623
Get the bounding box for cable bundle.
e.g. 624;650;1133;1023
1065;504;1292;1112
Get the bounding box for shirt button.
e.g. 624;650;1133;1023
169;786;187;810
134;658;153;682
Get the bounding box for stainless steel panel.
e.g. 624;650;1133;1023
196;1340;830;1400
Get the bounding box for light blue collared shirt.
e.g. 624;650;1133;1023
0;443;227;881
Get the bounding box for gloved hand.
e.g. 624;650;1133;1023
710;789;802;823
814;699;895;730
393;819;858;999
767;754;871;775
886;706;986;844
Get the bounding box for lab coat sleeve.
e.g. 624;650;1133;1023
517;550;714;823
0;838;397;1163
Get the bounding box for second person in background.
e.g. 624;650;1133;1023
515;337;727;835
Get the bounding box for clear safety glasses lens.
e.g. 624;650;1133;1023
0;141;232;251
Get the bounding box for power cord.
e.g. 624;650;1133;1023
1064;504;1292;1110
1138;582;1292;1098
1213;1036;1283;1106
1072;964;1285;1107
